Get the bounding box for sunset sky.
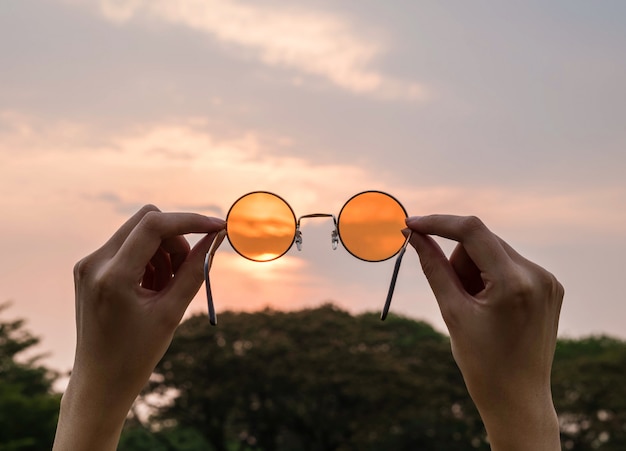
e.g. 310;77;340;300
1;0;625;374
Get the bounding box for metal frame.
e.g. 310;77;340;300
204;191;410;326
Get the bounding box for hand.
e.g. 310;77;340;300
405;215;563;451
53;205;225;451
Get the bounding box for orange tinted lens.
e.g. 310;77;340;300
226;192;296;262
338;191;407;262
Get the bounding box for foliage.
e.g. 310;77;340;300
124;305;626;451
134;305;487;451
553;336;626;450
118;421;214;451
0;303;61;451
2;300;624;450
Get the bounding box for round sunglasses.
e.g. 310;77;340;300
204;191;412;325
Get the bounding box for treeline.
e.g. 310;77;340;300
1;304;625;450
122;305;626;451
0;304;61;451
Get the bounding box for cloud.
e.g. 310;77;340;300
3;111;626;376
0;110;112;153
74;0;426;100
3;111;624;246
0;112;381;241
394;185;626;244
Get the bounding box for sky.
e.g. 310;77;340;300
1;0;625;375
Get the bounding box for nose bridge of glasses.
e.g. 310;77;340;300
295;213;339;251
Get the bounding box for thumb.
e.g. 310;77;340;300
158;231;221;323
407;232;465;325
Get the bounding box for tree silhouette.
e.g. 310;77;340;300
137;305;487;451
553;336;626;450
0;303;61;451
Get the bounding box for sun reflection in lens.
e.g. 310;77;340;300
227;192;297;262
338;191;407;262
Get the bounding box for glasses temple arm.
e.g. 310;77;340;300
381;230;412;321
205;229;227;326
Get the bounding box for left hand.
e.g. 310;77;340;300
53;205;225;451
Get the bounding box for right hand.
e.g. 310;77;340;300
405;215;563;451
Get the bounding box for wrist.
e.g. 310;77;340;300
53;374;132;451
478;393;560;451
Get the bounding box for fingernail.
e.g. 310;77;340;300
405;216;422;226
401;228;411;237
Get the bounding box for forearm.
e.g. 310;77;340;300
52;378;132;451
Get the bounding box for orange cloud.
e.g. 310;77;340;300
394;185;626;243
2;112;624;244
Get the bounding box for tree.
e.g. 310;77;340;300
552;336;626;450
118;419;214;451
136;305;487;451
0;303;61;451
127;305;626;450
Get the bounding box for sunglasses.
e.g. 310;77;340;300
204;190;412;325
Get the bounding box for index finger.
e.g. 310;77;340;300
98;204;161;257
114;211;225;278
405;214;510;275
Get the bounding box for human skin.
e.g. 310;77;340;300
52;205;225;451
53;208;562;450
405;215;563;451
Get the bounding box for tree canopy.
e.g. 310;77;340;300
123;305;626;451
1;302;624;450
130;305;489;450
0;303;61;451
553;336;626;450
